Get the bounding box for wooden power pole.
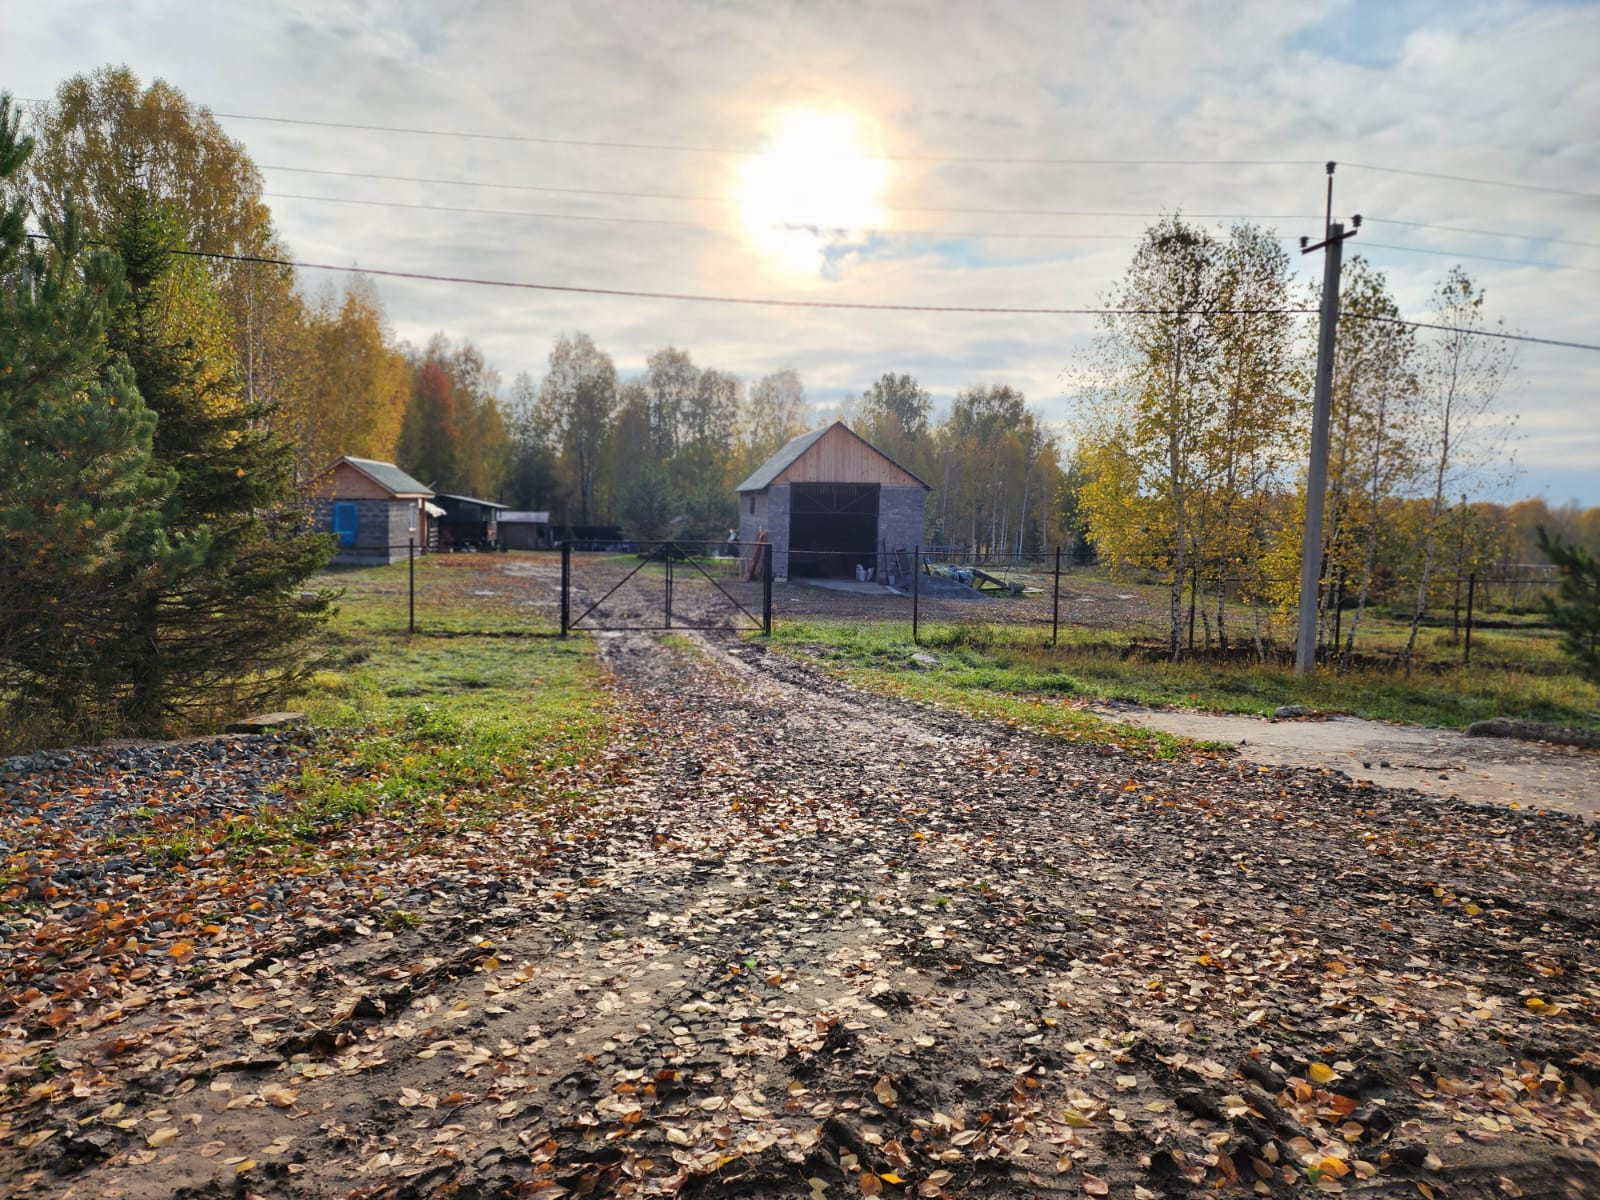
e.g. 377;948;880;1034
1295;163;1361;676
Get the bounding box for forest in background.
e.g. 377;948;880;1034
9;67;1599;667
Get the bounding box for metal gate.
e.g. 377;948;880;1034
560;540;772;634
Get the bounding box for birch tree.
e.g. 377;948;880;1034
1401;269;1516;671
1079;216;1221;661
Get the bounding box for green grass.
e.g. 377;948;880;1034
763;619;1205;758
766;615;1600;739
251;555;613;854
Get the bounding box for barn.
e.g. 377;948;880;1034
735;422;929;583
301;456;440;566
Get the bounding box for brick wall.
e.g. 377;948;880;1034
303;497;420;565
877;486;928;584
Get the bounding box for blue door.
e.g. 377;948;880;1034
331;501;358;545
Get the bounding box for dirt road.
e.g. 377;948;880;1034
4;631;1598;1199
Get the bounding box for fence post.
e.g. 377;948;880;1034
560;540;570;636
1052;545;1061;647
762;538;773;636
408;538;415;634
1464;571;1476;665
912;545;921;646
664;544;672;630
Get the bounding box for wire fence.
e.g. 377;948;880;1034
334;541;1565;668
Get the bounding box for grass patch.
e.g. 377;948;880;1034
244;555;612;859
767;616;1600;738
766;619;1199;758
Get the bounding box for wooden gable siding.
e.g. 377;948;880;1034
305;461;398;501
771;424;921;489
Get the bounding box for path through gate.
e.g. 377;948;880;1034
561;540;772;635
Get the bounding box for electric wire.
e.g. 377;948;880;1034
262;191;1137;242
82;239;1592;352
19;94;1592;200
259;162;1600;251
1357;240;1600;275
259;161;1323;223
1343;161;1600;202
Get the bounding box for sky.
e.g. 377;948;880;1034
8;0;1599;504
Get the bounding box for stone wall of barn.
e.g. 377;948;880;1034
876;484;928;587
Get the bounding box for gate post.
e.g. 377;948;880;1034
560;541;570;636
664;544;672;630
912;545;921;646
1464;571;1476;665
763;538;773;635
1052;544;1061;647
409;538;416;634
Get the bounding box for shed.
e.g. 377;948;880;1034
301;456;438;566
435;494;508;550
498;512;553;551
735;422;929;582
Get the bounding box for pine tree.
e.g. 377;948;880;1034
101;186;334;735
1538;526;1600;685
0;95;171;744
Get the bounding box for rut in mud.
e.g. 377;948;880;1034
3;628;1597;1199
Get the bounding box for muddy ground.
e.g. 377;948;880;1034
3;628;1598;1199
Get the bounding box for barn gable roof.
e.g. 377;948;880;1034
310;456;434;498
734;421;928;493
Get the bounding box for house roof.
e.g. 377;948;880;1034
435;493;509;510
499;511;551;523
734;421;929;492
336;457;434;497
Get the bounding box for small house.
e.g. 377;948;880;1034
498;512;553;551
735;422;929;582
301;456;440;566
435;494;508;550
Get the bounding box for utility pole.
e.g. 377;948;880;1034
1295;163;1361;676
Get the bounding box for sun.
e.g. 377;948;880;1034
735;110;886;275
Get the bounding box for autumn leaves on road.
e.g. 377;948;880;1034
3;630;1598;1198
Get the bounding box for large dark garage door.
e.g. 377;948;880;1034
789;482;879;578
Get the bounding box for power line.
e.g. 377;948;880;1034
263;190;1136;242
1359;239;1600;275
14;96;1312;168
1337;311;1594;352
23;230;1597;349
1343;161;1600;203
260;161;1321;223
262;162;1600;251
1365;217;1600;253
21;94;1593;201
76;238;1590;350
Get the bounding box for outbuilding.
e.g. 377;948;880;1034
434;494;508;550
735;422;929;583
301;456;439;566
498;511;554;551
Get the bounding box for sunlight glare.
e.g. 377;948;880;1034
735;110;886;275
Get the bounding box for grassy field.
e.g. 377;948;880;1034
257;556;611;854
768;602;1600;736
